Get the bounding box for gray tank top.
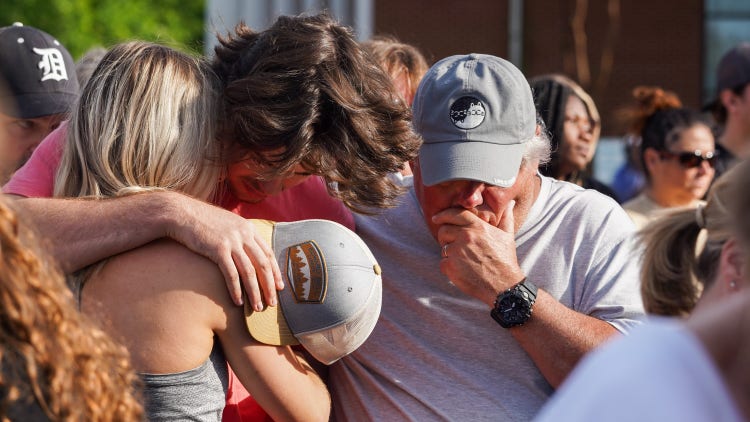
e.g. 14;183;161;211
70;275;229;421
141;344;229;421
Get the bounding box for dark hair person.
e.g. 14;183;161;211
213;13;421;214
622;87;716;229
529;74;617;201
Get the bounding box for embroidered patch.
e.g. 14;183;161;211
449;96;486;129
286;240;327;303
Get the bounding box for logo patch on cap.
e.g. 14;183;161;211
33;47;69;82
449;96;486;129
286;240;328;303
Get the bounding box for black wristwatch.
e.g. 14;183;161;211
491;278;538;329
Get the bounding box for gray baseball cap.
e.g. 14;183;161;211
245;219;382;365
413;54;536;187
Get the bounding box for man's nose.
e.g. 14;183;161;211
456;182;485;209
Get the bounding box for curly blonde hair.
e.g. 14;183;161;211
0;196;143;421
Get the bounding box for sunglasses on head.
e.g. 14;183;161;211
659;149;717;169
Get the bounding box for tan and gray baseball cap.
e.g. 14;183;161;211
413;54;536;187
244;219;382;365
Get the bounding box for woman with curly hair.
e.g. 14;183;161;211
0;195;143;421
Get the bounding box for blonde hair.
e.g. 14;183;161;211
0;196;143;421
55;41;223;201
361;35;429;104
640;162;747;317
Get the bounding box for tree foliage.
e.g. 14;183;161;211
3;0;205;59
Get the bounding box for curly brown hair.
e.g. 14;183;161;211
212;13;422;213
0;196;143;421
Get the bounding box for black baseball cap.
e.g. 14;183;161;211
704;42;750;112
0;23;79;119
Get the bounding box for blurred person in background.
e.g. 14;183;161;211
705;42;750;178
75;46;107;88
622;87;716;229
610;133;646;203
534;161;750;422
362;35;429;181
639;163;748;317
0;22;78;185
529;74;618;201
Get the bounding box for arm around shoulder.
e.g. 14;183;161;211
9;191;176;273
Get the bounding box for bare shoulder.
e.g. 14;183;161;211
101;238;229;301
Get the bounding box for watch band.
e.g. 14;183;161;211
490;278;538;329
516;278;538;301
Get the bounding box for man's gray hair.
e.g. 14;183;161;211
522;116;552;167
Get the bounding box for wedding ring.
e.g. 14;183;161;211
441;244;449;258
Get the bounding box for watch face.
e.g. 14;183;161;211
498;292;532;325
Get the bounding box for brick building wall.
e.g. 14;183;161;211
374;0;704;137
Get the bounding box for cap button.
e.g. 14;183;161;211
373;264;382;275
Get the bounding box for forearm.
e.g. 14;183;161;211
508;289;620;388
10;192;174;273
223;339;330;421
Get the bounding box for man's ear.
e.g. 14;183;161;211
720;89;738;112
719;237;746;291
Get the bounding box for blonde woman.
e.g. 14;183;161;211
639;162;747;317
54;41;329;421
0;195;143;421
534;161;750;422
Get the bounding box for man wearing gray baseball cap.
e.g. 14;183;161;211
329;54;645;420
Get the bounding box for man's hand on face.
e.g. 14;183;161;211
433;200;525;306
164;193;283;310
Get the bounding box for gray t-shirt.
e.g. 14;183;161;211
329;175;645;421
